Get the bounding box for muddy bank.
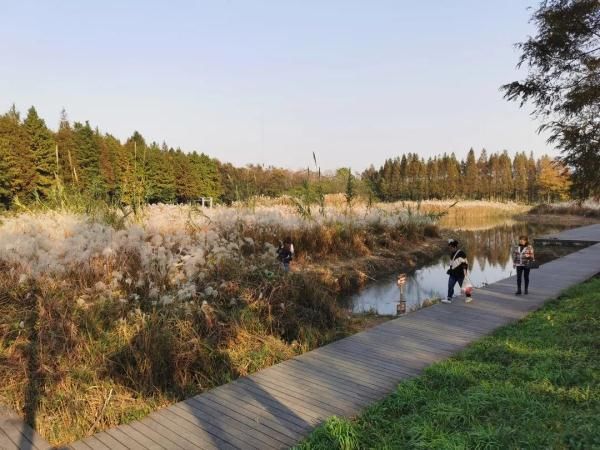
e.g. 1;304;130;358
298;237;445;297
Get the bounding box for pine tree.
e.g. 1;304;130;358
513;152;528;202
55;110;79;186
99;134;121;200
0;138;13;208
0;106;36;201
189;152;222;198
527;151;538;202
464;148;478;199
498;151;514;201
445;153;460;198
173;149;196;202
146;143;176;203
23;106;55;197
73;121;103;195
477;149;490;200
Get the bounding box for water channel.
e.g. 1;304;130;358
351;219;578;315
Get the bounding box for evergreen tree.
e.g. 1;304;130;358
0;106;36;201
498;151;514;201
464;148;478;199
527;151;538;202
477;149;490;200
55;110;79;186
73;121;103;195
513;152;528;202
23;106;56;197
146;143;176;203
99;134;121;200
0;139;14;208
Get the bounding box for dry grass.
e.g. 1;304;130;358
0;202;440;445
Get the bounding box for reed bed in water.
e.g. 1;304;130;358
0;202;437;445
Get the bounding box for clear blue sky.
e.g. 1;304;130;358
0;0;551;171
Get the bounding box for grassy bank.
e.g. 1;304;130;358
0;202;441;445
298;277;600;450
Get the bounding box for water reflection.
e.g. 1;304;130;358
351;221;573;315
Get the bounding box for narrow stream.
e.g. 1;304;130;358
351;220;577;315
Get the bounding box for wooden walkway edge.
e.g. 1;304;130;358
0;406;51;450
3;226;600;450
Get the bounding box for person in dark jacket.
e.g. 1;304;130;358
277;236;294;272
442;238;469;304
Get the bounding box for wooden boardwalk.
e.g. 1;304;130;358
535;223;600;245
0;406;51;450
3;225;600;450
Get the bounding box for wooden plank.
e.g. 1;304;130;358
0;416;37;450
345;330;457;357
117;424;163;450
330;337;444;369
129;420;185;450
207;383;315;433
200;392;301;444
151;408;226;450
104;427;146;450
236;376;345;419
202;391;307;441
250;366;366;414
266;359;382;403
171;401;267;449
86;431;128;450
139;415;211;450
212;380;320;427
314;345;420;380
81;434;112;450
290;357;389;393
233;378;327;423
299;347;404;384
358;326;467;352
299;351;401;387
186;396;290;449
69;441;93;450
0;427;17;450
251;364;367;409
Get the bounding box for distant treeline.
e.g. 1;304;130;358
0;105;570;209
362;149;571;203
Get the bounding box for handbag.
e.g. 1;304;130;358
461;273;474;296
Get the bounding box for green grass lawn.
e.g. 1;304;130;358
297;278;600;450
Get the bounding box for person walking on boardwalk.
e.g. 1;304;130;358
442;239;470;304
513;235;535;295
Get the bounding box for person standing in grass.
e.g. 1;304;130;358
277;236;294;272
442;239;470;304
513;235;535;295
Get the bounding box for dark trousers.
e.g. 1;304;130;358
516;266;530;293
448;274;464;300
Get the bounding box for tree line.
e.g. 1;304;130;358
0;104;571;210
362;149;571;203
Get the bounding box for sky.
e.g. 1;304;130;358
0;0;552;171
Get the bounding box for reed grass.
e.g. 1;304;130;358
0;200;440;445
